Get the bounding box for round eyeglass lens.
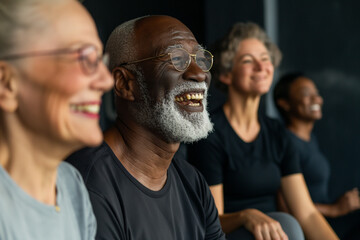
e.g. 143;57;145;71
195;50;213;72
170;48;190;71
80;46;99;75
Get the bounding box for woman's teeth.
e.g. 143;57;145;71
70;104;100;114
310;104;321;111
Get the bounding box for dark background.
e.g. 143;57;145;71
83;0;360;202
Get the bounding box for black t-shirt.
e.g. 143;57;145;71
188;107;301;213
66;142;225;240
286;131;331;203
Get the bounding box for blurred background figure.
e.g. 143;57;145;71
0;0;113;239
274;72;360;240
188;22;339;240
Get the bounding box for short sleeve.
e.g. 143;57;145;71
187;130;227;186
89;190;125;240
86;200;97;240
201;174;226;240
280;131;302;177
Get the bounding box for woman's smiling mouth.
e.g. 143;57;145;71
70;102;101;118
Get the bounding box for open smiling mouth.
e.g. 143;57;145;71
175;91;204;111
310;104;321;111
70;103;101;118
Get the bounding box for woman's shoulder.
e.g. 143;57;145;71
260;115;287;136
58;161;84;185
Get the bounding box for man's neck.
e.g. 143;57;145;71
104;119;180;191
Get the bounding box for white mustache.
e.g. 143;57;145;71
170;81;208;99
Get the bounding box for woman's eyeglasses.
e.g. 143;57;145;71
0;44;108;75
120;48;214;72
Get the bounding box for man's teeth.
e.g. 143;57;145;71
175;93;204;102
189;102;200;106
70;104;100;114
310;104;321;111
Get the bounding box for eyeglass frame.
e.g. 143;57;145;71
0;44;108;76
119;48;214;72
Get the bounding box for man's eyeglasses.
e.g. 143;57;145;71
120;48;214;72
0;45;109;76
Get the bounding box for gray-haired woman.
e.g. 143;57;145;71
0;0;113;239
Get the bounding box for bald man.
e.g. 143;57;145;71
67;16;225;240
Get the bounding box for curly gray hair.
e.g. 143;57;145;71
213;22;282;92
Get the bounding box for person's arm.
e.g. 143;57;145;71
277;190;290;213
210;184;288;240
315;188;360;217
281;173;339;240
86;192;98;240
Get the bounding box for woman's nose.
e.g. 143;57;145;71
91;62;114;92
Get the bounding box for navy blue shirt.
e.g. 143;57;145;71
286;131;331;203
67;142;225;240
188;107;301;213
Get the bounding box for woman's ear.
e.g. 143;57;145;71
0;62;18;112
219;72;232;85
112;67;136;101
276;98;290;112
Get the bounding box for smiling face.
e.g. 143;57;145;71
12;1;113;149
287;77;323;122
130;16;213;143
226;38;274;96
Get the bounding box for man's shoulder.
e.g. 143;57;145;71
171;157;208;194
172;157;199;176
65;141;116;183
210;106;226;126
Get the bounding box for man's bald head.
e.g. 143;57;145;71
105;16;144;71
105;15;193;71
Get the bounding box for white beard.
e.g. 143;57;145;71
134;75;213;143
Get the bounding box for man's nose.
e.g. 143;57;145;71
182;60;207;83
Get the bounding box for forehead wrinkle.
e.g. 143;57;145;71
164;44;204;53
165;44;183;51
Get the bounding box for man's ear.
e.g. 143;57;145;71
276;98;290;112
112;67;136;101
0;62;18;112
219;72;232;85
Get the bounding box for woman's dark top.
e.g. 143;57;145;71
188;107;301;213
286;131;360;239
286;131;331;203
